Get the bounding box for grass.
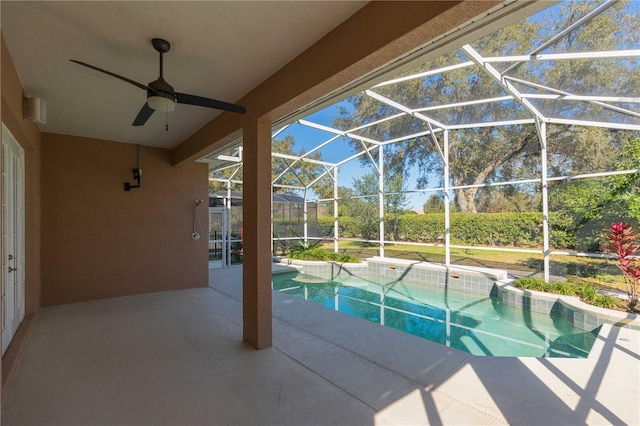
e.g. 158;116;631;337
322;241;628;292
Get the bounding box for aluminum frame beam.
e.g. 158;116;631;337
462;44;548;122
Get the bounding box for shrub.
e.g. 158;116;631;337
318;212;578;249
288;244;360;263
581;284;598;302
514;276;549;292
514;278;625;311
593;295;622;309
324;251;360;263
550;281;580;296
289;239;322;255
604;222;639;311
514;277;580;296
316;212;635;253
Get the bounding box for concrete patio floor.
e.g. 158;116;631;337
2;265;639;425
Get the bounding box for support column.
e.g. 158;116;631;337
303;188;308;243
242;115;272;349
226;180;231;267
444;131;451;266
536;120;551;282
333;167;339;253
378;145;385;258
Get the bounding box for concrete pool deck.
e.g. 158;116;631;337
2;264;639;425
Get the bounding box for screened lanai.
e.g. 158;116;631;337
202;0;640;282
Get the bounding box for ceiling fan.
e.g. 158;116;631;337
70;38;246;127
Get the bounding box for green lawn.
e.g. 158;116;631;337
322;241;627;292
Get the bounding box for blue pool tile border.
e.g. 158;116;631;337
274;256;639;332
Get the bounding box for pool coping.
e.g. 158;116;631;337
273;256;640;331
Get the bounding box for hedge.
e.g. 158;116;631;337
316;212;585;250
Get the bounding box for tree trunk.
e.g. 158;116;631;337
455;187;479;213
451;131;536;212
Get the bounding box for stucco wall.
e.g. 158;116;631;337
41;133;208;306
1;34;43;317
1;33;43;392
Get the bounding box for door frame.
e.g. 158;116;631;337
2;123;26;355
208;206;227;269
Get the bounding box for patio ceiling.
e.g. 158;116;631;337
0;1;366;149
203;1;640;180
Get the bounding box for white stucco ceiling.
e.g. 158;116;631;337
1;1;367;149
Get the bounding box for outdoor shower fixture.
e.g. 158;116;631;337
124;144;142;191
192;200;204;240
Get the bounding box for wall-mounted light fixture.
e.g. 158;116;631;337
124;144;142;191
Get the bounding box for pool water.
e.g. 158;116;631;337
272;271;599;358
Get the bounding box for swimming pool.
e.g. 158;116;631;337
272;270;599;358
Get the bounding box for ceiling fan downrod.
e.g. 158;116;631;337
151;38;170;80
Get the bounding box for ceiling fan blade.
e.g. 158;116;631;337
176;93;246;114
132;103;155;126
70;60;149;91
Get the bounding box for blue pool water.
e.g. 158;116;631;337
272;271;599;358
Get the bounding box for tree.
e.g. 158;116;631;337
423;194;444;213
608;136;640;220
333;172;410;240
549;136;640;250
334;2;639;212
334;183;378;240
476;185;541;213
350;171;409;214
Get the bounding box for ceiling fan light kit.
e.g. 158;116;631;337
147;95;175;112
70;38;246;128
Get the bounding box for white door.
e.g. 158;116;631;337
2;124;25;355
209;206;226;268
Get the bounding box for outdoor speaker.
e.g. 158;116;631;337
23;97;47;124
